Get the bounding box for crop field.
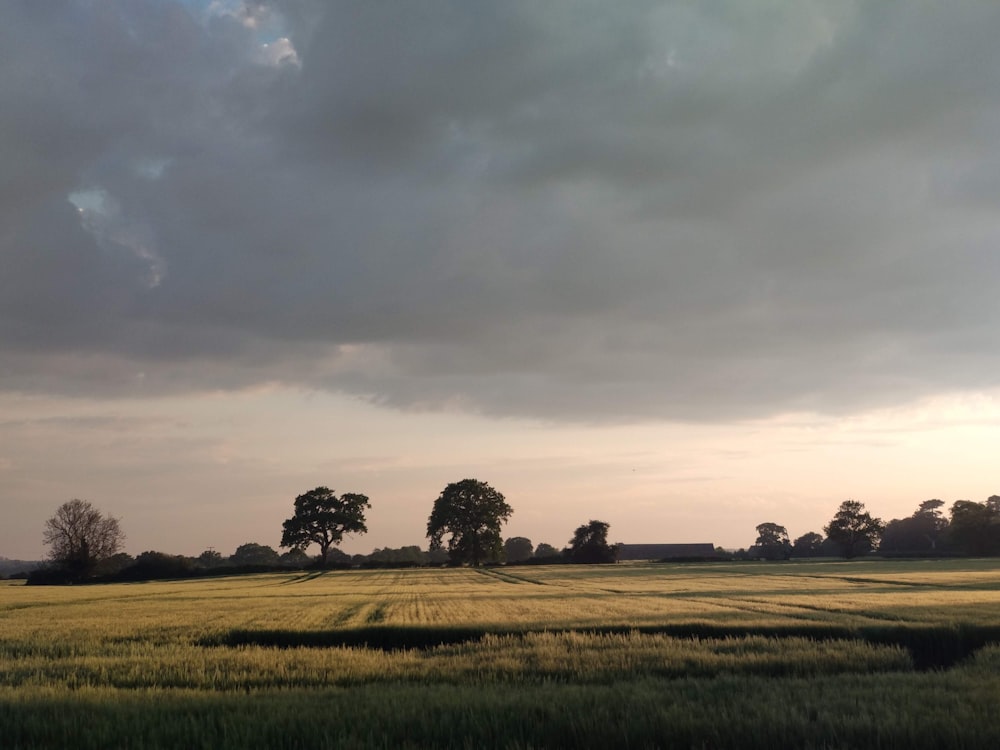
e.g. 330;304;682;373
3;559;1000;749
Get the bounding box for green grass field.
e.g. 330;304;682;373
3;559;1000;748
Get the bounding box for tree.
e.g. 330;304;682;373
566;520;620;564
99;552;135;576
823;500;885;559
916;499;947;522
196;549;225;568
230;542;280;567
753;522;792;560
279;548;313;568
43;499;125;578
427;479;513;566
947;499;1000;556
534;542;559;559
123;551;194;581
368;546;426;565
280;487;370;566
792;532;824;558
880;499;949;555
503;536;534;563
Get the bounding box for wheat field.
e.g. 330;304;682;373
3;559;1000;748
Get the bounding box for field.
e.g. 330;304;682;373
3;559;1000;748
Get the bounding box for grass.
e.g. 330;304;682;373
2;559;1000;748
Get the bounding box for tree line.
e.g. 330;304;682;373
748;496;1000;560
26;479;620;584
26;484;1000;584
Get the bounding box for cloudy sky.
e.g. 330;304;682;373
3;0;1000;560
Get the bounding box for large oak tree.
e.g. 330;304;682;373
427;479;512;566
566;520;619;564
753;522;792;560
824;500;884;559
280;487;370;566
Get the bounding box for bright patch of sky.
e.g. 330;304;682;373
67;188;112;215
67;187;166;288
191;0;299;66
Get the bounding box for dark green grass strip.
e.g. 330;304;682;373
201;622;1000;670
203;625;493;651
4;672;1000;750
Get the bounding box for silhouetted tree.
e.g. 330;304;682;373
534;542;559;558
427;479;513;566
947;499;1000;556
326;547;352;564
503;536;534;563
824;500;884;558
753;522;792;560
94;552;135;577
280;487;370;566
426;547;450;564
43;499;125;579
916;499;946;521
566;520;620;564
230;543;280;567
122;551;194;580
880;499;949;555
792;532;824;558
196;549;225;568
279;548;313;568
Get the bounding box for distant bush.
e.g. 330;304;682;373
26;567;76;585
519;554;567;566
116;551;195;581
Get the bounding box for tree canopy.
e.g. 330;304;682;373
791;532;824;558
280;487;371;565
753;522;792;560
948;499;1000;556
824;500;885;558
534;542;559;559
426;479;513;566
230;542;280;567
566;520;619;564
880;499;949;555
503;536;534;563
42;499;125;578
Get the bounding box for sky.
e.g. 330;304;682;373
3;1;1000;560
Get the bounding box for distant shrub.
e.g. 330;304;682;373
26;567;76;585
116;551;195;581
520;554;567;566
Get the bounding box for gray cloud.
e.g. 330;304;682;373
4;1;1000;420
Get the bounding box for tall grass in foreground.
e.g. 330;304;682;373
3;664;1000;750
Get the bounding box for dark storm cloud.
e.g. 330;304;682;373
3;1;1000;420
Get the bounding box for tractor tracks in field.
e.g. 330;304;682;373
473;568;550;586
